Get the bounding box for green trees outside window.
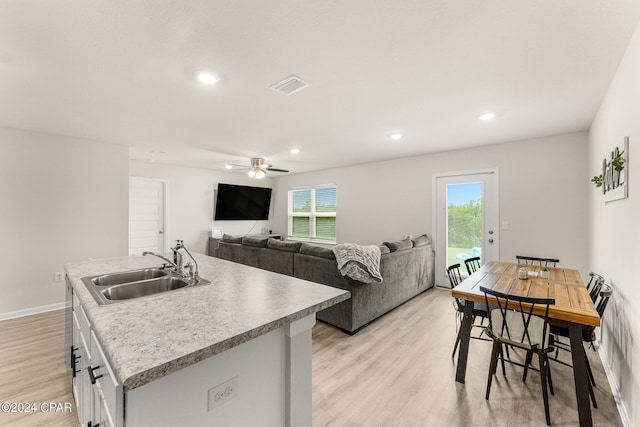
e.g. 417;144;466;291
448;198;482;249
289;186;337;242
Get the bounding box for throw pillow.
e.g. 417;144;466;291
412;234;430;247
299;243;336;260
241;236;269;248
383;237;413;252
267;239;302;253
222;234;243;244
379;245;391;254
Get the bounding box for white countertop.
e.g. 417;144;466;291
65;253;349;392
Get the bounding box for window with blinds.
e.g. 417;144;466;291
288;185;337;242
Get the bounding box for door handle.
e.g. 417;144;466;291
159;230;164;235
88;365;103;384
488;238;494;244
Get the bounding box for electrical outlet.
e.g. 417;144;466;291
208;377;238;411
54;272;64;282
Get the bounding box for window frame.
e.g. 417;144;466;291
287;184;337;244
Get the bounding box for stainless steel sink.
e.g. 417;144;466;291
81;267;210;305
92;268;168;286
101;277;189;301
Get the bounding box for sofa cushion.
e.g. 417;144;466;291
222;233;243;244
242;236;269;248
300;243;336;260
267;238;302;253
383;238;413;252
412;234;430;248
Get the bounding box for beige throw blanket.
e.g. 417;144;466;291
332;243;383;284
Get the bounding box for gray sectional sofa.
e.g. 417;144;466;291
211;234;435;334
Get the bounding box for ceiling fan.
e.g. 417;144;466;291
226;157;289;179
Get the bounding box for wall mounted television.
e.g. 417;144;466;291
214;183;272;221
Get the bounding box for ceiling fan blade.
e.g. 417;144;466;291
227;163;249;170
265;167;289;173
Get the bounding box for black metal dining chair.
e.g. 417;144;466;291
588;278;604;304
447;264;489;357
516;255;560;267
585;271;605;304
586;272;605;292
480;286;556;426
550;283;613;409
464;256;481;276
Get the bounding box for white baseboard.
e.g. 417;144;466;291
597;342;632;427
0;302;66;321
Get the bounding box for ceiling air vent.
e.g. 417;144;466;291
271;75;310;96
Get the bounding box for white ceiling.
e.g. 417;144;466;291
2;1;639;175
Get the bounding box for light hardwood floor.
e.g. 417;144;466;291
312;287;622;427
0;288;622;427
0;310;78;427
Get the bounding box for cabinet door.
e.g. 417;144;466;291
88;384;115;427
73;303;93;426
90;381;101;427
65;278;73;375
71;313;81;406
72;299;122;426
99;395;116;427
90;330;122;426
80;332;93;426
72;312;89;423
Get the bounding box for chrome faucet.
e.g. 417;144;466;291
172;240;200;282
143;240;200;282
169;241;185;273
142;251;179;270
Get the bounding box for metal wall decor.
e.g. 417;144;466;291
592;137;629;202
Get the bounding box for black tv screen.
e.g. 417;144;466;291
214;183;272;220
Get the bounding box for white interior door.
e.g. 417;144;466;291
129;177;166;255
433;169;499;286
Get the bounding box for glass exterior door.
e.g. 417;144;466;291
434;170;498;286
446;182;483;268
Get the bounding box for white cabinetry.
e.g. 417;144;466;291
72;295;92;425
71;296;122;427
70;286;315;427
89;330;121;427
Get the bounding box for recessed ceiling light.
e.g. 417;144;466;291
290;148;300;154
196;71;220;85
479;112;495;121
389;133;404;140
225;164;233;169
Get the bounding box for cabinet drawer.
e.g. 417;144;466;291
90;330;122;425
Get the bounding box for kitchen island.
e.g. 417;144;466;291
65;253;349;427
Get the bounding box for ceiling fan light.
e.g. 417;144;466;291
197;71;219;85
248;170;256;178
255;170;266;179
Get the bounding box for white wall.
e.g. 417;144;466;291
272;132;589;279
130;160;276;255
0;127;129;316
588;21;640;426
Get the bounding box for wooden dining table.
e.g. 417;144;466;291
451;261;601;427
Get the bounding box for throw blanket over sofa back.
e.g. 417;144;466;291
213;234;435;334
